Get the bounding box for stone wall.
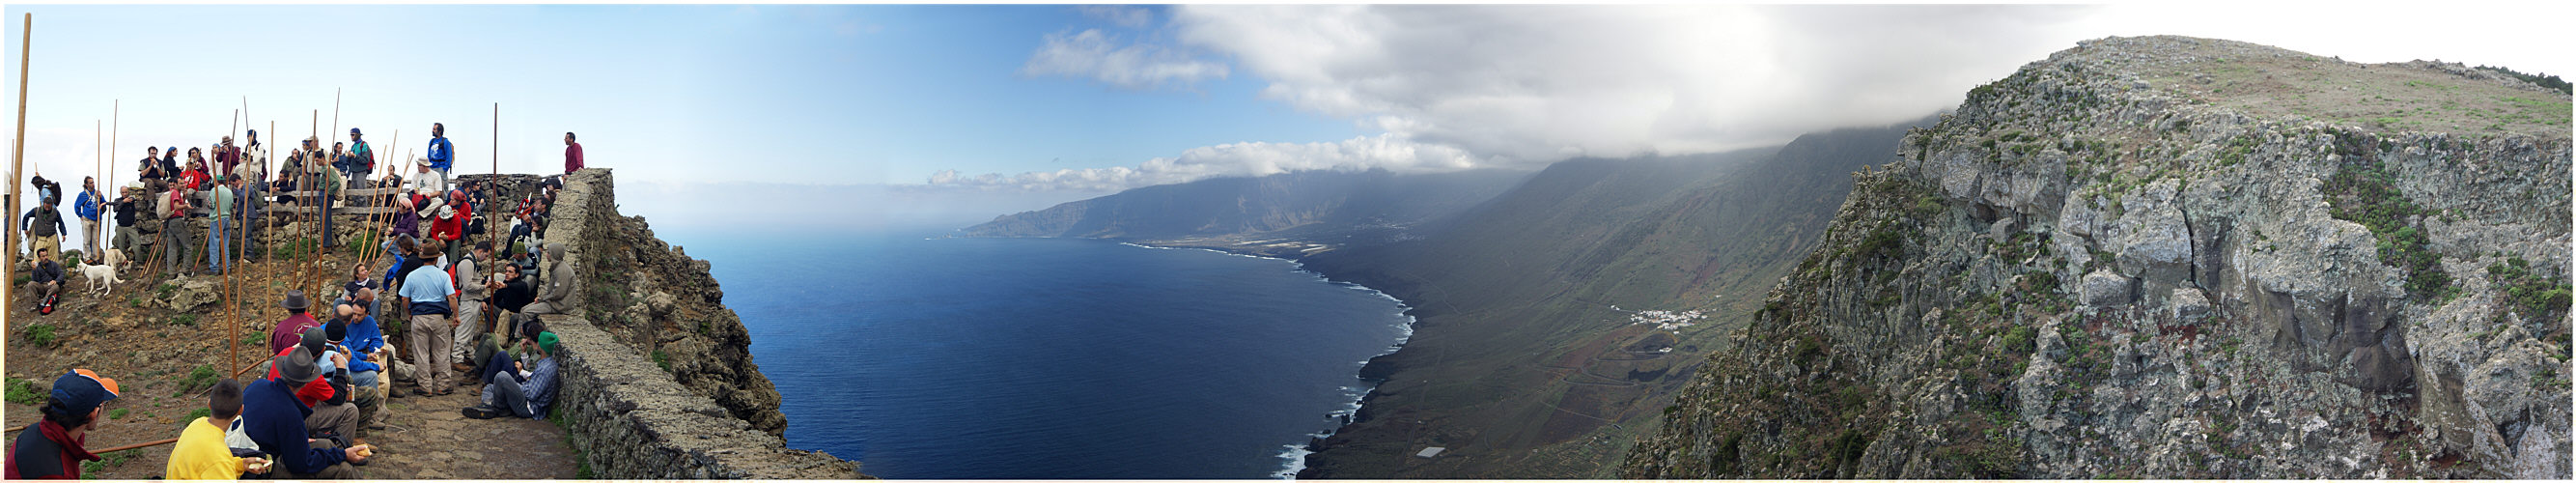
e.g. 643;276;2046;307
533;169;863;478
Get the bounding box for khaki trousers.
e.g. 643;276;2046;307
407;313;455;393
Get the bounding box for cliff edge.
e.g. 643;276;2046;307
1623;36;2571;478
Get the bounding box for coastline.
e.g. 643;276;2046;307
1113;241;1420;480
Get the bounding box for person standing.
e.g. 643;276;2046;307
20;194;64;261
72;177;103;262
215;135;242;178
240;129;266;183
110;183;141;257
401;242;459;396
4;369;120;479
452;241;491;370
562;131;583;174
160;184;198;274
207;175;236;274
346;128;375;189
426;123;454;182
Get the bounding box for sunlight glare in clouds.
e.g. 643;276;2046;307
949;3;2570;193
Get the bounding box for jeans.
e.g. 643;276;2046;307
481;364;539;419
207;216;229;272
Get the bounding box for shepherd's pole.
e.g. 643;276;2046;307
7;14;34;326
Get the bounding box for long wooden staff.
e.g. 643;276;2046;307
106;100;115;265
359;131;396;270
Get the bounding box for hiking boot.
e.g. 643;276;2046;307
451;362;475;373
462;405;501;419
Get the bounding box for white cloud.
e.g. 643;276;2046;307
1020;29;1229;91
927;133;1477;192
1077;5;1154;29
1170;5;2094;162
984;4;2571;194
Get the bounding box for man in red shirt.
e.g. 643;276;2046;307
267;291;321;355
562;132;583;174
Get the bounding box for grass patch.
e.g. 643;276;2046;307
24;323;59;349
177;364;220;395
107;408;129;420
652;350;672;372
170;313;199;327
182;408;213;425
7;378;48;405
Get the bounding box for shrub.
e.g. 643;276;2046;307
6;378;46;405
178;364;219;395
2322;158;2453;300
653;350;672;372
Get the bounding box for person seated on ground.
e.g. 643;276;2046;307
5;369;119;479
241;347;368;479
166;379;270;479
266;290;321;355
467;331;558;420
327;310;390;431
264;331;349;436
25;247;62;314
474;314;546;384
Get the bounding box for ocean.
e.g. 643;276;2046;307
670;228;1414;479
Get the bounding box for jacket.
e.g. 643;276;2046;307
343;313;386;374
538;255;574;305
267;313;322;355
5;420;97;479
427;137;454;171
31;261;63;285
71;189;101;221
240;378;349;475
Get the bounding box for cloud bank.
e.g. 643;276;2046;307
966;5;2097;192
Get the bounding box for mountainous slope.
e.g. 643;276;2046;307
1293;123;1923;477
1623;36;2572;479
964;168;1530;254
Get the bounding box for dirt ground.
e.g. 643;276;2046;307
6;242;578;478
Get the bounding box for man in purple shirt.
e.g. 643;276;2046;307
562;132;583;174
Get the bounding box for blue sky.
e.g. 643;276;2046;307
5;3;2570;238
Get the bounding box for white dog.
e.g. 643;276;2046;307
78;262;121;295
100;248;125;269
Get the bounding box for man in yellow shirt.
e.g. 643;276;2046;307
164;379;269;479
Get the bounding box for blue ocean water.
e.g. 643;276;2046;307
672;229;1413;479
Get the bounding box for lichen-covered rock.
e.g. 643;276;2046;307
2082;270;2134;307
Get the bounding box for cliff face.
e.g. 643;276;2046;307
467;172;790;436
1624;36;2571;478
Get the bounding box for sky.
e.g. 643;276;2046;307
3;2;2569;241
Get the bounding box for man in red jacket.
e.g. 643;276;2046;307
5;369;120;479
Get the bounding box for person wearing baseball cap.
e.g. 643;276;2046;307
242;347;367;478
5;369;120;479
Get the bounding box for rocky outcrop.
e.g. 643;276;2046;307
547;312;862;478
472;170;858;477
1625;36;2570;479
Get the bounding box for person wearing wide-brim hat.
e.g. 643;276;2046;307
241;347;368;478
266;290;323;356
5;369;120;478
407;156;448;194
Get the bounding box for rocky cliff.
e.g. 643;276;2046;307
1623;36;2571;478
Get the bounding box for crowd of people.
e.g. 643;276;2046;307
8;122;592;479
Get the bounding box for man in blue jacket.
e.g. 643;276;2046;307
426;123;455;181
240;348;368;478
72;177;103;262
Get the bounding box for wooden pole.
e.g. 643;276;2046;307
8;14;33;323
308;109;321;294
107;100;115;259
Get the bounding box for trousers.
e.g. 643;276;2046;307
406;313;455;393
